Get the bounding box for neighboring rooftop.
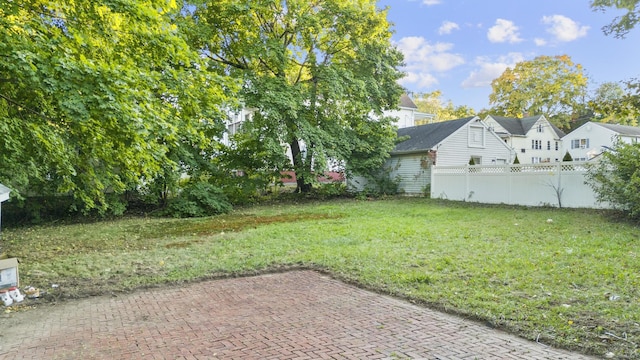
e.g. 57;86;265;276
399;93;418;109
393;117;477;153
487;115;565;138
596;122;640;136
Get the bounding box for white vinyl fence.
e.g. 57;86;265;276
430;162;610;209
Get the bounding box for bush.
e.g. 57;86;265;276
585;142;640;220
165;182;232;218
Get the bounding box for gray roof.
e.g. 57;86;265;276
488;115;565;138
597;123;640;136
393;116;477;153
399;93;417;109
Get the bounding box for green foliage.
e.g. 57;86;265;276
563;151;573;162
357;167;402;198
513;155;520;164
589;80;640;126
0;0;232;213
184;0;404;192
585;141;640;219
413;90;476;124
591;0;640;38
165;182;232;218
489;55;588;130
468;157;476;165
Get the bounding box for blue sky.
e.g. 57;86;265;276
378;0;640;111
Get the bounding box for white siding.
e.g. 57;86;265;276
436;123;513;166
386;155;431;195
521;118;564;163
562;122;617;161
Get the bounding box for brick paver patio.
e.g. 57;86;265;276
0;270;596;359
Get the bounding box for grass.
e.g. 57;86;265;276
4;197;640;358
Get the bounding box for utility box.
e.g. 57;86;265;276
0;258;19;290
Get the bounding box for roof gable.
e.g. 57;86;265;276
394;116;478;153
486;115;565;138
399;93;418;109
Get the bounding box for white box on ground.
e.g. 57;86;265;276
0;258;19;290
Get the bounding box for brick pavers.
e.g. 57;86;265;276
0;271;596;359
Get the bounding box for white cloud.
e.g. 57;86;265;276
461;53;525;88
422;0;441;5
541;15;589;42
534;38;547;46
487;19;523;44
438;21;460;35
395;36;465;89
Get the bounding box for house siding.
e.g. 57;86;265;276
386;154;431;195
436;124;512;166
562;123;617;160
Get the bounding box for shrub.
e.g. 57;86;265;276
165;182;232;218
562;151;573;162
585;142;640;220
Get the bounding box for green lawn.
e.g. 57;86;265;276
4;198;640;358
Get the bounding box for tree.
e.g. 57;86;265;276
413;91;475;124
488;55;588;130
589;80;640;126
183;0;404;192
591;0;640;38
586;141;640;220
0;0;231;213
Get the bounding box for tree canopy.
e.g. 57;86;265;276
488;55;588;130
412;91;475;125
591;0;640;38
0;0;227;213
183;0;404;192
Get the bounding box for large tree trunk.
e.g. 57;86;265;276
290;139;312;193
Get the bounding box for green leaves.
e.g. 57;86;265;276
0;0;231;213
185;0;404;191
591;0;640;38
489;55;588;130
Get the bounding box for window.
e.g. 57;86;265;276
571;138;589;149
531;140;542;150
537;124;543;133
531;157;542;163
555;141;559;151
521;148;526;153
547;141;551;150
468;125;485;147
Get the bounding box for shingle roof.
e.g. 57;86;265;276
488;115;565;138
399;93;417;109
393;117;477;153
597;123;640;136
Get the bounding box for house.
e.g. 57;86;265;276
375;116;515;194
562;121;640;161
385;93;434;129
483;115;565;164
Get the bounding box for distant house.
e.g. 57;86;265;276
352;116;515;194
384;93;434;129
483;115;565;164
562;121;640;161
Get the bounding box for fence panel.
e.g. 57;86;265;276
430;162;608;209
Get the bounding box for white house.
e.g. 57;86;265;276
385;93;434;129
483;115;565;164
562;121;640;161
376;116;515;194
